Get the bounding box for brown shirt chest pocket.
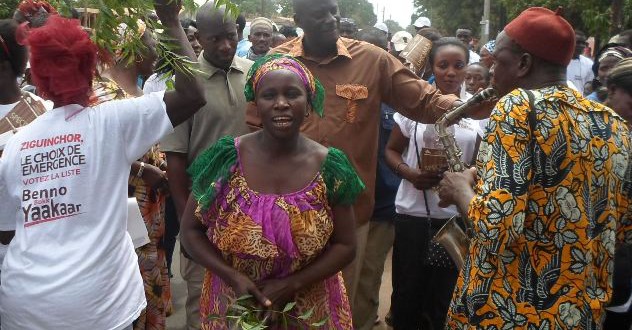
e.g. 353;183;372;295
336;84;368;123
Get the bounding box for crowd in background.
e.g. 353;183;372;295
0;0;631;329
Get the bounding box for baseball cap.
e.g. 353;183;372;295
391;31;413;52
413;17;431;28
374;22;388;33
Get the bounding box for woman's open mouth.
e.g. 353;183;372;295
272;116;293;128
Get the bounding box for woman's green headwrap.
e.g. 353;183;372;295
244;54;325;117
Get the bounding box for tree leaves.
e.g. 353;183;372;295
0;0;20;19
282;302;296;313
414;0;631;45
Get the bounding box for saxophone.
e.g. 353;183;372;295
432;88;497;270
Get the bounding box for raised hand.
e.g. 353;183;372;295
154;0;182;24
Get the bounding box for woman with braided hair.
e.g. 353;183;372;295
180;54;363;329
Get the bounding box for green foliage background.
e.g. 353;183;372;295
0;0;20;19
384;19;404;33
3;0;628;47
412;0;632;45
242;0;377;28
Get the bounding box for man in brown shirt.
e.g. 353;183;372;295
247;0;461;323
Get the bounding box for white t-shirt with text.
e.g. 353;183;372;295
0;92;173;330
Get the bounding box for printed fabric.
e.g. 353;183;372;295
189;136;364;329
445;86;632;329
91;77;171;330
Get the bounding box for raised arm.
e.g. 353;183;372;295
154;0;206;126
380;51;493;123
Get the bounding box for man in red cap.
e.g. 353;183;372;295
437;7;632;328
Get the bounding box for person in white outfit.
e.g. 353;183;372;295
386;37;483;330
0;1;205;329
566;30;594;95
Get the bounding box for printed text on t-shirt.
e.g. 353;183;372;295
20;133;86;227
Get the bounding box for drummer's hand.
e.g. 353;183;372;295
437;167;477;208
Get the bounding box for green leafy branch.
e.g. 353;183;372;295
215;0;240;19
45;0;240;78
208;295;328;329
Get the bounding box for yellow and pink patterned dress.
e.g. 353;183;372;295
188;136;364;329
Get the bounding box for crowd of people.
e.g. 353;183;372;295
0;0;631;329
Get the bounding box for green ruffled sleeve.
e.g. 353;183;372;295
187;136;237;211
321;148;365;206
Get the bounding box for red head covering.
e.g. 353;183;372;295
24;15;97;107
504;7;575;66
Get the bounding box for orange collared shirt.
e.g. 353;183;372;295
247;37;458;225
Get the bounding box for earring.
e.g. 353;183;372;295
305;111;310;118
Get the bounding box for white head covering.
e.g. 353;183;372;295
391;31;413;51
374;22;388;33
413;17;431;28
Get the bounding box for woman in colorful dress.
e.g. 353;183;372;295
180;54;364;329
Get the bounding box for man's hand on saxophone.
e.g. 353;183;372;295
437;167;477;212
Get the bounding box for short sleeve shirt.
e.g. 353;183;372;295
0;92;173;330
161;53;253;163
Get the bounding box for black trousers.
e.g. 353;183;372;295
162;196;179;274
391;214;459;330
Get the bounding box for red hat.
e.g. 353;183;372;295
504;7;575;66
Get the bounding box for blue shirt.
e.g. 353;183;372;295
372;104;401;220
236;39;252;58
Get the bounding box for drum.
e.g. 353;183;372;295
0;93;48;152
0;93;47;135
400;35;433;77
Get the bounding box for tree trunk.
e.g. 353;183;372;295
610;0;624;35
